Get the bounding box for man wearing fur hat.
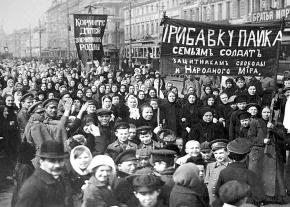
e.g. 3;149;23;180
15;140;73;207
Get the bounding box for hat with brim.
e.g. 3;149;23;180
20;93;33;102
96;108;112;116
227;138;252;154
209;139;229;151
126;174;164;192
37;140;68;159
156;129;176;143
246;103;260;112
42;98;59;107
115;149;137;165
28;101;44;114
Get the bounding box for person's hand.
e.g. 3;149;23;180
153;125;162;134
64;98;73;112
213;118;218;123
80;102;89;113
267;122;274;129
264;138;270;144
186;127;191;133
181;118;186;122
71;104;76;113
219;118;225;123
89;124;100;136
81;180;89;191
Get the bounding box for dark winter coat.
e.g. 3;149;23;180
15;168;73;207
82;176;118;207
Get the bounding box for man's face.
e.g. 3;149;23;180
45;104;57;118
138;156;150;167
139;133;152;145
22;98;33;109
40;158;65;179
237;80;245;88
112;96;120;105
73;100;81;110
87;105;96;114
118;160;137;175
197;165;205;180
62;94;71;102
129;127;137;140
240;118;250;127
247;106;258;116
213;148;228;163
94;165;112;183
200;151;213;161
115;128;129;143
97;114;111;126
5;96;14;106
134;190;160;207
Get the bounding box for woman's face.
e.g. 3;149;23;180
138;92;145;100
5;96;14;106
75;151;91;170
86;89;93;97
247;106;258;116
48;93;55;99
84;79;89;85
205;87;212;94
120;86;126;92
78;84;83;90
3;107;8;119
142;107;153;120
203;112;213;123
220;94;228;104
112;85;118;92
226;82;233;88
41;84;47;91
207;97;215;106
129;86;134;94
103;98;112;109
149;89;156;98
128;98;137;108
188;94;196;104
47;82;52;89
237;80;245;88
150;100;158;109
94;165;112;183
261;107;271;120
168;92;176;103
248;86;256;95
91;86;97;93
77;90;83;98
99;85;105;93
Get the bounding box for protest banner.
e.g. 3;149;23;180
73;14;107;66
160;17;284;76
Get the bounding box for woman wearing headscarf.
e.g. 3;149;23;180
82;155;118;207
69;145;92;207
170;163;209;207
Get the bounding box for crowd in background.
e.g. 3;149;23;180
0;58;290;207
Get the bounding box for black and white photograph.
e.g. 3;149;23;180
0;0;290;206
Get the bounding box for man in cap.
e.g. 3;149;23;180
136;148;152;169
127;174;165;207
15;140;72;207
237;112;251;139
106;122;138;160
137;126;161;151
205;139;230;205
42;98;60;121
17;93;33;140
214;138;264;206
235;76;247;96
151;149;176;206
219;180;251;207
200;141;215;165
113;149;138;206
229;95;248;140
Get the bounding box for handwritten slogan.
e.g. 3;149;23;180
73;14;107;66
160;18;283;76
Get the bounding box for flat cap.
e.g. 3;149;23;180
42;98;59;107
219;180;251;204
209;139;229;151
114;121;130;130
151;149;176;166
115;149;137;165
28;101;44;114
20;93;33;102
227;138;252;154
136;126;152;135
237;112;251;120
235;95;247;103
246;103;260;111
96;108;112;116
87;100;98;106
200;141;211;153
60;91;70;98
126;174;164;193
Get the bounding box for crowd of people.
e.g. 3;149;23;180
0;58;290;207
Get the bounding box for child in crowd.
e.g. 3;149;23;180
175;140;200;166
106;122;137;160
137;126;161;151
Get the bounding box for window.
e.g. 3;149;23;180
196;8;200;21
184;10;187;19
151;22;154;35
211;4;215;21
218;3;222;20
237;0;241;18
226;1;230;19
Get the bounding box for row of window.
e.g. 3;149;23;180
125;20;161;40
